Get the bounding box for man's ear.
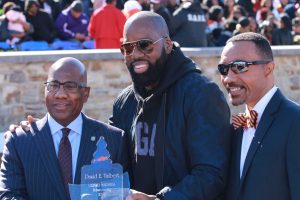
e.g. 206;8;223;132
265;61;275;76
164;37;173;54
83;87;90;103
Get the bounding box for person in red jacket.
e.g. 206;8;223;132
88;0;126;48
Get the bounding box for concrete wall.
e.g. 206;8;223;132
0;46;300;132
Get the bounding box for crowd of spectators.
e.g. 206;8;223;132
0;0;300;50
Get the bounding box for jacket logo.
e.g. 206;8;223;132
187;14;206;22
136;122;156;157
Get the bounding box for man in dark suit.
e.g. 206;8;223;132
0;57;128;200
218;32;300;200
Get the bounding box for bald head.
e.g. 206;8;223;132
123;11;169;39
48;57;87;83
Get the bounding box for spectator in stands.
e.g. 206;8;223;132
207;5;224;34
223;0;234;19
38;0;61;20
0;2;32;45
248;15;258;32
292;17;300;44
171;0;208;47
233;16;251;35
150;0;172;31
272;13;293;45
237;0;254;16
55;0;90;42
232;4;247;21
88;0;126;48
5;5;27;45
259;19;276;43
0;0;24;11
272;0;290;20
256;0;273;24
215;18;237;46
25;0;57;43
206;5;225;46
122;0;142;19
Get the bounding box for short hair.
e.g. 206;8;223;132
227;32;273;61
209;5;223;21
25;0;39;11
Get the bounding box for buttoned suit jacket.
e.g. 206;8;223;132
226;89;300;200
0;113;128;200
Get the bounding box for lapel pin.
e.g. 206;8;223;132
91;136;96;141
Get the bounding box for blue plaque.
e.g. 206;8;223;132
69;137;130;200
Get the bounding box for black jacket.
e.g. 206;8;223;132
109;44;231;199
25;10;57;43
171;2;208;47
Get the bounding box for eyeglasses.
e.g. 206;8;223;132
44;81;87;93
218;60;271;76
120;37;166;56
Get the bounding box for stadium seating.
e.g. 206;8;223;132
18;41;51;51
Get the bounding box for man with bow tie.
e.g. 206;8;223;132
218;32;300;200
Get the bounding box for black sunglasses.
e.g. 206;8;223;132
120;37;166;56
218;60;271;76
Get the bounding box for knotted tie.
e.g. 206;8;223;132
232;110;258;130
58;128;72;199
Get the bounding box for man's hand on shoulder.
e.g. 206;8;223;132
8;115;39;133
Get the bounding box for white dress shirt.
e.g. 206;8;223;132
47;113;83;182
240;86;278;177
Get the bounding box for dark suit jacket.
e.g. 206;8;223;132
226;89;300;200
0;113;129;200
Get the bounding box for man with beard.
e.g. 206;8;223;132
218;32;300;200
109;11;231;200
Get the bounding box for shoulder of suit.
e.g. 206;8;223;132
281;97;300;116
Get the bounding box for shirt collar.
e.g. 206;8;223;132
246;86;278;124
47;113;83;135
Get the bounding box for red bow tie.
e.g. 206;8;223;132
232;110;258;130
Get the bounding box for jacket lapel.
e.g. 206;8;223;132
240;90;283;184
74;113;98;184
31;115;66;200
229;127;243;200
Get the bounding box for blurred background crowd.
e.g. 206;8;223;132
0;0;300;50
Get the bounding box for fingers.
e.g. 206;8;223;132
20;120;30;132
8;124;18;133
7;115;36;134
27;115;38;124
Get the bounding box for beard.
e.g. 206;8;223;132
127;49;168;88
